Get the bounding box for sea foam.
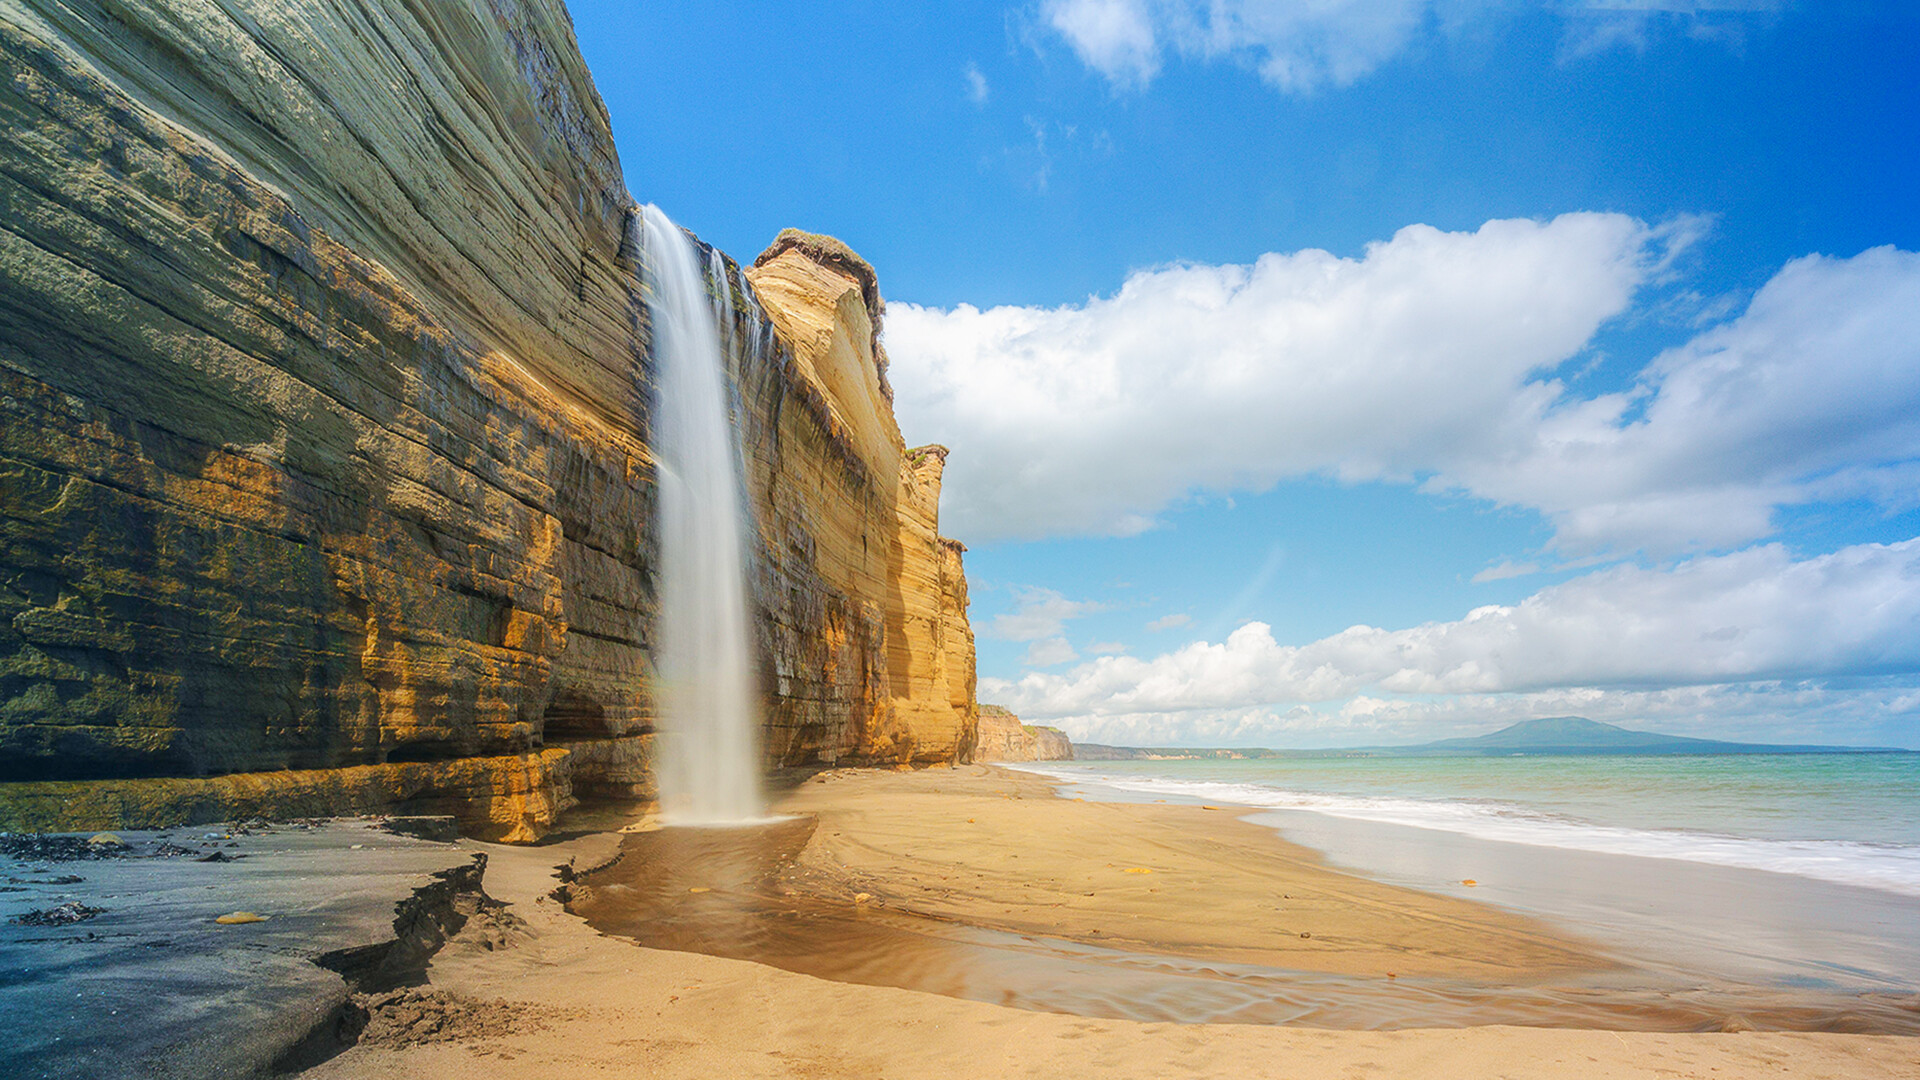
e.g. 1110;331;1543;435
1013;764;1920;898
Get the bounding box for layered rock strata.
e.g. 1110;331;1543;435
0;0;974;840
973;705;1073;762
744;231;977;766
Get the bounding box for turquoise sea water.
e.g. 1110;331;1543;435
1018;754;1920;896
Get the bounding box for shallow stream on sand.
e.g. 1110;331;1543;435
567;818;1920;1034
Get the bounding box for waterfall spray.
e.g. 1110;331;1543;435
640;204;763;824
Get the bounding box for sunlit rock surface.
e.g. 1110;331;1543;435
973;705;1073;762
747;231;978;765
0;0;976;838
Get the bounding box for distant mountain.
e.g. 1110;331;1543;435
1071;717;1903;760
1382;716;1897;756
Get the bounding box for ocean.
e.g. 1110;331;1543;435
1014;753;1920;992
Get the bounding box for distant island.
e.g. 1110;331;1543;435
1074;716;1909;760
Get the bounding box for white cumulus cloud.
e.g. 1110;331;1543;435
888;223;1920;557
1041;1;1785;93
1044;0;1427;92
1023;637;1082;667
1044;0;1163;89
981;538;1920;722
985;586;1103;641
1441;246;1920;555
890;212;1681;543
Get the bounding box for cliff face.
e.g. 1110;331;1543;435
973;706;1073;763
744;233;976;765
0;0;974;839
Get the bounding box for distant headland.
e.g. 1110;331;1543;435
1075;716;1910;760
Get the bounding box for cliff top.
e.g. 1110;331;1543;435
754;229;891;402
754;229;884;323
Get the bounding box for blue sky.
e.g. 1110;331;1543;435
568;1;1920;748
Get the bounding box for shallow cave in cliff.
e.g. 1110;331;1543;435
538;689;620;740
383;740;465;765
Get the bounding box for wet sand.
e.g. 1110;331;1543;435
0;820;483;1080
301;766;1920;1078
1241;803;1920;992
765;766;1602;977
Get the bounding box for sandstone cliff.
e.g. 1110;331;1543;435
744;231;977;767
973;705;1073;762
0;0;975;840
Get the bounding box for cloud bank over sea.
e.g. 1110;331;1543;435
980;539;1920;743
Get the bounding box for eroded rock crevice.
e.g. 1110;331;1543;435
275;851;528;1074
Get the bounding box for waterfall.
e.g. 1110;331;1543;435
639;204;764;824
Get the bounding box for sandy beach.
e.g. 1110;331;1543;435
294;766;1920;1078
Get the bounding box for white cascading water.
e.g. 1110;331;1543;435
639;204;763;824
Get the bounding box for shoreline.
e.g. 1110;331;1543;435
1019;758;1920;993
568;766;1920;1033
294;766;1920;1077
